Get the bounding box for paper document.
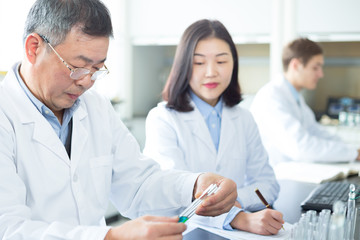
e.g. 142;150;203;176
274;161;360;184
185;222;293;240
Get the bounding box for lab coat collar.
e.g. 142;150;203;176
181;102;216;154
284;77;301;105
32;98;88;169
70;102;88;169
217;105;237;161
2;65;88;166
278;77;303;117
180;101;237;158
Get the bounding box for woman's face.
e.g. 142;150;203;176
189;37;234;106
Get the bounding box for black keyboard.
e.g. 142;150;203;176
301;181;360;212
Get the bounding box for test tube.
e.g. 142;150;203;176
329;200;346;240
297;213;306;240
305;210;317;239
178;184;219;223
356;207;360;240
318;209;331;240
290;203;354;240
345;184;356;240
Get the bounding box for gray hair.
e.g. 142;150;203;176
24;0;113;46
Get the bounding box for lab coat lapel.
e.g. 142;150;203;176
4;69;70;165
183;107;217;155
298;95;308;123
280;79;302;119
217;106;236;161
32;118;70;165
69;104;88;170
22;97;89;170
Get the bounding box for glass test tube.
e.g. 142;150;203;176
329;200;346;240
345;184;356;240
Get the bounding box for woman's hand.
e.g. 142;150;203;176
230;209;284;235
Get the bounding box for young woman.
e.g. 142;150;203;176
143;19;284;235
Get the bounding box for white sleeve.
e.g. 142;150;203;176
236;113;279;210
189;206;243;230
108;105;199;218
143;107;236;229
251;95;358;162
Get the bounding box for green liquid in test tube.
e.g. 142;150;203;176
178;216;189;223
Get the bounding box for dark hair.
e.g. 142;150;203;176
282;38;323;72
24;0;113;46
163;19;242;112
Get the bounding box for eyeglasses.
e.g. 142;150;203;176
39;35;109;81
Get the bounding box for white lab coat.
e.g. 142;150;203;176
0;64;198;240
144;102;279;214
250;77;358;166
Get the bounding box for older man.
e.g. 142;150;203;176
0;0;237;239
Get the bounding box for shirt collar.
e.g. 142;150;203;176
284;77;300;104
190;90;223;118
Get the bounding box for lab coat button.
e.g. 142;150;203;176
212;110;216;115
211;123;216;128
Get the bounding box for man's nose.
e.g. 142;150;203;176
74;74;94;88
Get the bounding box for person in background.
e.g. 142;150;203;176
143;19;284;236
250;38;360;166
0;1;238;239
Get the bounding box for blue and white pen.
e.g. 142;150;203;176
178;183;220;223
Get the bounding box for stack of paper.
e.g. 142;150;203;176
184;222;293;240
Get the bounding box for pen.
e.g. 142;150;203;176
178;184;220;223
255;188;285;230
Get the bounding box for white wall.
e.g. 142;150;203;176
0;0;34;71
0;0;131;117
1;0;360;118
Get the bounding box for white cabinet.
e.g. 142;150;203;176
296;0;360;41
129;0;360;45
129;0;272;45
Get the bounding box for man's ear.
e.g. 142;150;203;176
290;58;302;72
24;33;44;64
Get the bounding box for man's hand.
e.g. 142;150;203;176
105;215;186;240
230;209;284;235
193;173;237;217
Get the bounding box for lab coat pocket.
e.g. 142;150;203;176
90;155;114;210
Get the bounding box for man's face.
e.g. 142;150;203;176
294;54;324;90
32;28;109;115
